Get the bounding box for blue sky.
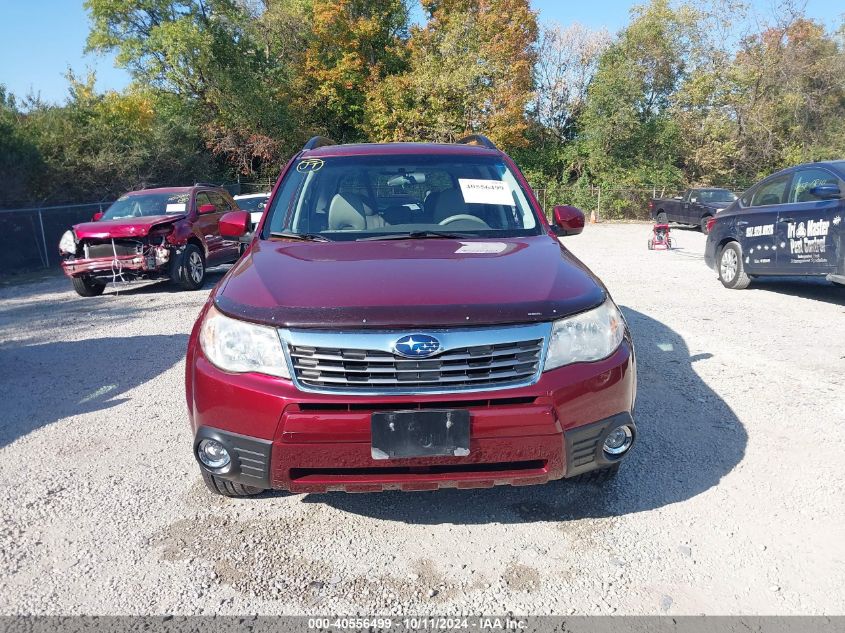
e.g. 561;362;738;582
1;0;843;104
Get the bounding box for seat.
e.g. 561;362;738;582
431;189;470;223
382;204;412;225
758;194;781;206
328;192;389;230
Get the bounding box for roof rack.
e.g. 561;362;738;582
194;182;221;188
456;134;498;150
302;136;336;151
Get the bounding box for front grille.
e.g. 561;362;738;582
83;240;142;259
289;338;544;392
289;460;547;480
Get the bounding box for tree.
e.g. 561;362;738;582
85;0;297;175
580;0;701;189
531;22;610;145
728;17;845;177
365;0;538;150
296;0;410;142
0;88;45;208
21;73;218;204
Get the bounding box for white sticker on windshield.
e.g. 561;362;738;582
458;179;514;206
166;203;187;212
456;242;507;254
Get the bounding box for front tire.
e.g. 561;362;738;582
718;242;751;289
201;470;265;497
656;211;668;224
71;276;106;297
176;244;206;290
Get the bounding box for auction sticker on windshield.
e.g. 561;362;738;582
459;178;514;205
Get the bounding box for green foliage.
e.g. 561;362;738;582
365;0;537;151
579;0;696;191
17;74;220;204
297;0;410;142
2;0;844;217
0;88;45;207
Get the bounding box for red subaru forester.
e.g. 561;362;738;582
185;135;637;497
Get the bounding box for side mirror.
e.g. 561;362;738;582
689;197;698;203
198;203;217;214
219;210;251;238
91;211;104;221
552;205;585;236
809;184;842;200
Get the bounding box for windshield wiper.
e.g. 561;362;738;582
269;231;330;242
358;230;475;241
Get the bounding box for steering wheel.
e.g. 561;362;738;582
438;214;490;228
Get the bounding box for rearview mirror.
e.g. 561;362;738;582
552;205;585;236
198;203;217;214
809;184;842;200
219;210;251;238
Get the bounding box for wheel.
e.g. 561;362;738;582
176;244;206;290
572;464;620;484
700;216;712;234
71;276;106;297
656;211;668;223
718;242;751;289
201;470;265;497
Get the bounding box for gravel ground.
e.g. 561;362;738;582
1;223;843;616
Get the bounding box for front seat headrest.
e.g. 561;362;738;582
329;193;367;230
432;188;469;222
328;192;388;230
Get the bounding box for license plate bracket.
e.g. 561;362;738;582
371;410;470;460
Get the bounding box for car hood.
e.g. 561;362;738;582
73;215;185;239
215;235;607;329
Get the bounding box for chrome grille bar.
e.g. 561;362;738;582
278;323;551;395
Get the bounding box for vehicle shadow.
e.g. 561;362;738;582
302;307;747;523
748;277;845;306
103;267;230;296
0;334;187;448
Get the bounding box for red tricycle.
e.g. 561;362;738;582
647;223;673;250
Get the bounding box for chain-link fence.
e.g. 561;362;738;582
1;182;272;276
1;184;745;276
1;202;114;274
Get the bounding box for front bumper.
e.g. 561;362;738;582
187;340;637;493
61;252;170;279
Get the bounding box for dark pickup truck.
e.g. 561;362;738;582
648;188;737;234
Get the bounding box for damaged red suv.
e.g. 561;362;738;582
186;136;637;497
59;185;242;296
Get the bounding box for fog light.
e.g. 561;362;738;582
603;425;633;456
197;439;231;469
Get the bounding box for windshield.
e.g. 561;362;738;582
235;196;269;212
698;189;736;203
261;155;542;241
102;193;190;220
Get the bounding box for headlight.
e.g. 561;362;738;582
199;305;290;378
543;299;625;371
59;230;76;255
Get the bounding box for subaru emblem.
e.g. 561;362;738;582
393;334;441;359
